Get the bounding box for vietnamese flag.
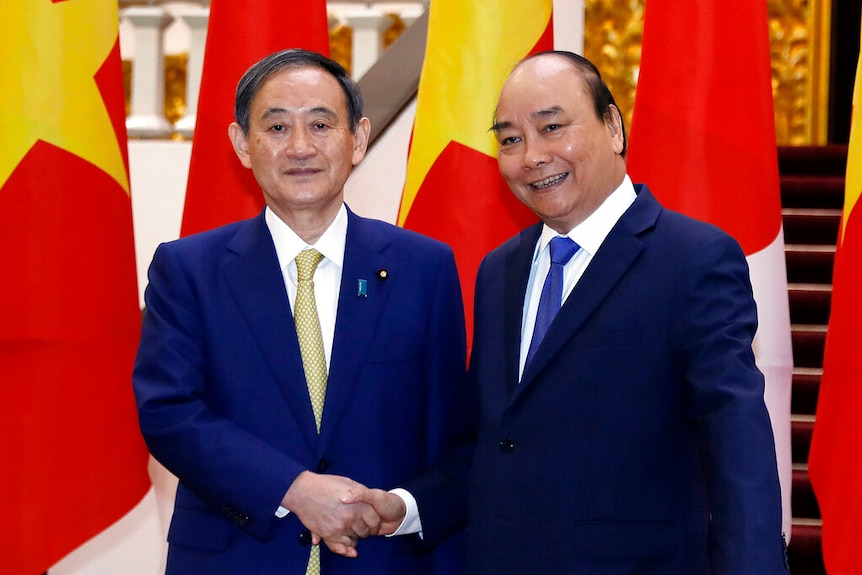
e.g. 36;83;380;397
0;0;151;572
808;19;862;573
626;0;794;537
398;0;550;342
180;0;330;237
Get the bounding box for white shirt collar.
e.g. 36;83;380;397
265;204;348;273
534;174;637;260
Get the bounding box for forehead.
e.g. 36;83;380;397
497;56;589;118
252;65;347;114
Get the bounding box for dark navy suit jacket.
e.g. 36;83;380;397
134;207;468;574
413;185;787;574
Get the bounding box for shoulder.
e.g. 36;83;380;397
482;222;542;266
632;185;743;256
347;209;455;257
151;217;260;267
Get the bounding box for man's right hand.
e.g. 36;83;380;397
343;488;408;536
281;471;381;557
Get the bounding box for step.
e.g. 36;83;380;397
785;245;836;284
782;208;841;245
780;175;846;210
778;144;848;176
790;324;827;369
788;284;832;326
788;519;826;575
792;415;814;464
792;465;821;519
792;367;822;415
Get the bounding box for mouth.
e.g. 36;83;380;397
530;173;568;190
284;166;320;176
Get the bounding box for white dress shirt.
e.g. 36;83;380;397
518;175;637;379
265;204;347;368
266;204;346;518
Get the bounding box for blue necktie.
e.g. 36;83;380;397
526;236;579;366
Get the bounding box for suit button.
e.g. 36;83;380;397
499;438;515;453
298;531;312;546
316;459;329;472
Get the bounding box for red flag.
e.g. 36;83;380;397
808;16;862;572
180;0;330;237
0;0;150;571
398;0;551;344
626;0;794;537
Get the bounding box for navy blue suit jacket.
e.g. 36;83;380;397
414;185;786;574
133;208;468;574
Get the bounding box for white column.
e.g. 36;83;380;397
343;8;388;80
553;0;585;54
173;7;209;138
124;7;173;139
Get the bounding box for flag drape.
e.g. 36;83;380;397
397;0;551;343
808;16;862;572
626;0;794;537
180;0;330;237
0;1;150;571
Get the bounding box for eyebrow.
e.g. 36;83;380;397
260;106;338;121
490;105;565;133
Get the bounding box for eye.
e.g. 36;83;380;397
542;123;561;133
499;135;521;147
269;124;285;132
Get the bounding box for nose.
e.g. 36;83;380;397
285;126;315;159
522;135;550;170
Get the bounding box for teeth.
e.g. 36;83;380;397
531;173;566;189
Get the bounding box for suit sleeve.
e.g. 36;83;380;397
671;233;786;574
133;242;304;541
402;250;478;550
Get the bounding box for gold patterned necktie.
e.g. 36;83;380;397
294;248;327;575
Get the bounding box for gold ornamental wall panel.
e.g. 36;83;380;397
584;0;832;145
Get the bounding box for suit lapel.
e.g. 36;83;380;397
221;213;319;447
320;210;393;445
515;185;661;397
503;224;543;396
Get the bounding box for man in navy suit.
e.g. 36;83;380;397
362;50;788;574
133;49;468;574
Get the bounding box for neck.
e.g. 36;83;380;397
269;201;342;245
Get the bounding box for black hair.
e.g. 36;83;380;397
234;48;364;135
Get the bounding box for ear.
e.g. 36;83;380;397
228;122;253;169
351;117;372;166
607;105;625;155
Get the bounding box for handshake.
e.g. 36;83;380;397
281;470;411;558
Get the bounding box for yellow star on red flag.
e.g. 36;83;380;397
0;0;128;195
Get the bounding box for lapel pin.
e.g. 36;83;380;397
377;269;388;280
357;279;368;297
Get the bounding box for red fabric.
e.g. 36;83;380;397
809;25;862;569
402;141;539;333
180;0;330;237
626;0;782;253
810;205;862;572
401;20;552;346
0;40;149;573
626;0;793;539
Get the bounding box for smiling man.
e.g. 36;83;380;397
464;49;787;574
360;50;788;575
133;49;468;575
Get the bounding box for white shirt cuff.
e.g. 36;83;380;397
387;487;423;538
